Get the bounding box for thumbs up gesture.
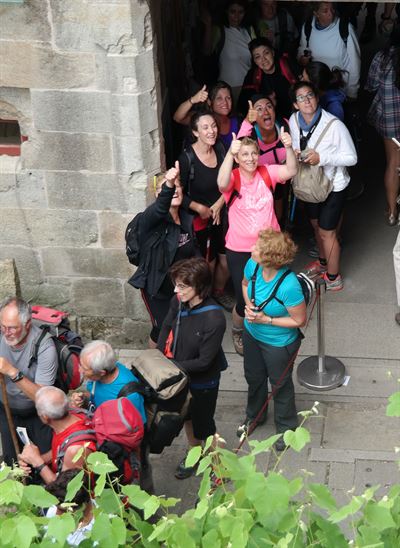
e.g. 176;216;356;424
247;100;258;124
190;85;208;105
229;132;242;156
165;160;180;185
280;126;292;149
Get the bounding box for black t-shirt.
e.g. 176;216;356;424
179;146;223;208
157;227;196;297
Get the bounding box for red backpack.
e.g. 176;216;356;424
57;398;144;484
226;165;273;209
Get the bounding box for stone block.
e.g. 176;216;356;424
49;0;93;52
77;316;149;348
328;462;355;490
23;131;112;172
31;90;112;133
124;282;149;320
0;259;21;300
0;209;98;247
98;211;132;247
88;2;133;53
118;173;149;213
41;248;132;279
0;247;42;299
71;278;125;317
0;0;51;42
111;93;139;136
0;42;96;89
106;50;155;94
354;460;400;498
46;172;125;211
129;2;153;51
0;166;46;209
34;278;72;309
114;132;160;174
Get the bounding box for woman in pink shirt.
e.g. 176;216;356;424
217;133;297;355
238;93;290;221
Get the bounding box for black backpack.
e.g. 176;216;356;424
29;320;83;394
125;211;167;268
304;16;350;48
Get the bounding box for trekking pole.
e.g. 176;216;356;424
297;277;346;390
0;373;20;459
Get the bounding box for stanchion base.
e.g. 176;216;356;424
297;356;346;391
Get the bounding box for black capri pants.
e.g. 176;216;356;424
226;249;251;317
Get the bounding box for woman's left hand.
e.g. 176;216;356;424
245;304;267;324
210;197;224;225
280;126;292;149
302;149;320;166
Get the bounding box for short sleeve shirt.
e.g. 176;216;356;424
86;362;147;424
244;259;304;346
223;165;282;252
0;325;58;412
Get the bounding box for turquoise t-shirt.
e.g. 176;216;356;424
87;362;146;424
244;258;304;347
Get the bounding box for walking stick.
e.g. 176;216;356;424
0;373;20;459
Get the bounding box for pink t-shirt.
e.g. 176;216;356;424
223;165;283;252
237;119;288;166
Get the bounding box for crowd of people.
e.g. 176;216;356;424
0;2;399;535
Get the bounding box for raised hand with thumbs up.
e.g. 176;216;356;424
280;125;292;149
229;132;242;156
165;160;180;187
246;100;258;124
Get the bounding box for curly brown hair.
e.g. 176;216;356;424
169;257;212;300
256;229;298;269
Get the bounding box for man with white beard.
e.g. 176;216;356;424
0;297;57;465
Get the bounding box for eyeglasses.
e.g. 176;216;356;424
296;92;315;103
174;283;191;291
0;324;20;333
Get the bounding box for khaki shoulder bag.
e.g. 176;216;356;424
292;117;337;203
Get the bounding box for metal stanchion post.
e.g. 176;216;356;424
297;277;346;391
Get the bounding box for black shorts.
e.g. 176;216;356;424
188;384;219;440
304;188;347;231
195;223;225;262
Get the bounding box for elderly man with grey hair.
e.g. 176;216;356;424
0;296;58;465
18;386;96;485
72;340;146;425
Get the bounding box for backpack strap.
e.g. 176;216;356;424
56;429;97;473
250;264;292;311
257;165;273;191
313;119;337;151
304;17;312;48
339;18;349;47
28;327;51;369
226;168;242;209
183;147;196;197
118;381;148;399
180;304;223;317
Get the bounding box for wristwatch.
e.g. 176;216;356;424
268;316;273;325
34;463;46;473
10;371;24;383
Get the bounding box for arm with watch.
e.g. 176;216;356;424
18;444;56;484
0;357;44;400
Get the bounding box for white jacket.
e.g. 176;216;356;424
298;17;361;99
289;109;357;192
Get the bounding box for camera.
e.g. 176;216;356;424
299;150;308;161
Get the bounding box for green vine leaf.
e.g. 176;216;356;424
329;496;364;523
46;512;76;545
185;445;202;468
65;469;84;502
309;483;338;512
283;426;310;452
386;391;400;417
23;484;58;508
86;451;118;474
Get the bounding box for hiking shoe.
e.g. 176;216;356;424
395;313;400;326
274;437;287;452
232;328;243;356
303;260;327;279
175;456;197;480
322;272;344;292
236;417;266;438
213;291;235;312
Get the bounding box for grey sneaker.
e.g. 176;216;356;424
232;328;243;356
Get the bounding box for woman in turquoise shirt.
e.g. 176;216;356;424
237;229;306;451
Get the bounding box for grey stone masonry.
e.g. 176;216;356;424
0;259;21;300
0;0;161;344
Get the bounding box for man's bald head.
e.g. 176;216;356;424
35;386;69;420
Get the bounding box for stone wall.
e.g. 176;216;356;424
0;0;161;347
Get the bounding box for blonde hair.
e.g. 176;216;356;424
153;172;181;195
239;136;259;153
256;229;297;269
